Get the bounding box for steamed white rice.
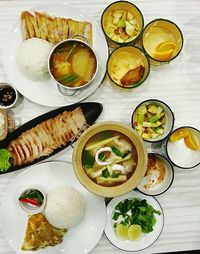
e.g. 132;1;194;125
45;186;86;229
17;38;53;80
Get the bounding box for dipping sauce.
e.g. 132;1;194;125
0;85;17;107
138;154;166;190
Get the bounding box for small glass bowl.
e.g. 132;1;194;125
141;18;184;64
101;1;144;48
107;46;150;89
165;126;200;169
18;187;46;214
131;99;174;143
137;153;174;196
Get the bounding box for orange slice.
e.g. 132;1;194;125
169;128;190;142
184;132;200;150
154;41;177;61
157;41;177;52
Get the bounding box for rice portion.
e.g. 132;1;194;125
45;186;86;229
17;38;53;80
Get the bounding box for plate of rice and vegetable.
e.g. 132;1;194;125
104;190;164;252
2;3;108;107
0;161;106;254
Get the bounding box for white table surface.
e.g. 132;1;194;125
0;0;200;253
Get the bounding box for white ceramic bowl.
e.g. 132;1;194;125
137;153;174;196
131;99;174;143
18;186;46;214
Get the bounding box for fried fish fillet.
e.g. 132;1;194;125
120;65;145;87
21;213;67;251
7;107;87;167
20;11;93;45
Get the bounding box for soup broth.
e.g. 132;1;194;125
50;41;97;88
82;130;138;187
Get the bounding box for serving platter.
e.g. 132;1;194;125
0;102;103;174
2;3;108;107
104;190;164;252
0;161;107;254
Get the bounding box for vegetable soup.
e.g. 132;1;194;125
82;130;138;187
49;41;97;88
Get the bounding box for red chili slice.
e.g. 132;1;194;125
19;197;39;206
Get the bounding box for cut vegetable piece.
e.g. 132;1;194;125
147;105;158;114
85;136;120;150
138;114;144;124
127;224;142;241
125;21;135;37
149;114;160;123
83;57;96;82
127;11;134;21
72;51;90;77
137;105;147;115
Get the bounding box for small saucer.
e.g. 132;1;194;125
137;153;174;196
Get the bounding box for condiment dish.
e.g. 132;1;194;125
137;153;174;196
131;99;174;143
0;83;18;109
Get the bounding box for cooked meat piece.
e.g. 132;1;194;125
20;11;92;45
7;107;87;167
120;65;145;87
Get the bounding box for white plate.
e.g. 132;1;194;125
0;161;106;254
104;191;164;252
2;3;108;107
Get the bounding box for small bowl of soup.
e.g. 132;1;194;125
72;121;148;197
48;39;98;96
107;46;150;89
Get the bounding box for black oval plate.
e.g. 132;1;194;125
0;102;103;174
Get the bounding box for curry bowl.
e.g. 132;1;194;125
107;46;150;89
101;1;144;47
72;121;148;198
48;38;98;96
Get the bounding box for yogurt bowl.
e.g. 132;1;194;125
166;126;200;169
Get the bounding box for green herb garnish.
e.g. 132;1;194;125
111;146;130;158
82;150;94;169
0;149;12;172
113;198;161;233
102;168;110;178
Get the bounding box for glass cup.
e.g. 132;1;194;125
141;18;183;65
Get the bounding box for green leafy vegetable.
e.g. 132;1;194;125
111;173;120;178
102;168;110;178
82;150;94;169
112;198;161;233
111;146;130;158
0;149;12;172
99;152;106;161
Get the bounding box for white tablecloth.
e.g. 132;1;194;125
0;0;200;253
